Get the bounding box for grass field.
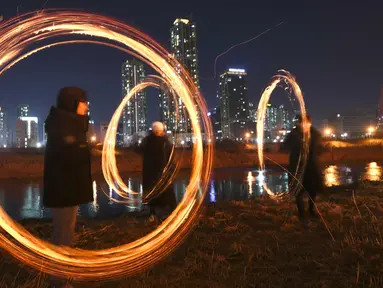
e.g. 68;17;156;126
1;184;383;287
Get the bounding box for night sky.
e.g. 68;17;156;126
1;0;382;132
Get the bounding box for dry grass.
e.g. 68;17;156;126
1;186;383;287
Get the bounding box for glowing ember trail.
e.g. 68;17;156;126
0;10;213;281
102;75;180;204
256;70;310;199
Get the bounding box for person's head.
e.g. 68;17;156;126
295;114;312;129
57;87;89;116
152;121;165;136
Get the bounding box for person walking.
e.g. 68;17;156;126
138;122;176;222
284;115;324;219
43;87;93;287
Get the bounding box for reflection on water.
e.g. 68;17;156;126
0;162;381;220
362;162;382;182
247;172;256;196
324;165;354;187
324;166;341;187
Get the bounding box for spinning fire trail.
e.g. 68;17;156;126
256;70;310;199
0;10;213;281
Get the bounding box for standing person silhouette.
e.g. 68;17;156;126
43;87;93;287
138;122;176;222
284;115;324;219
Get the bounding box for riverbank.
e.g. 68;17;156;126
1;186;383;287
1;146;383;179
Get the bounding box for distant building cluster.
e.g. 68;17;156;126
2;16;383;149
0;104;41;148
115;17;295;146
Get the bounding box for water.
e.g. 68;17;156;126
0;162;381;220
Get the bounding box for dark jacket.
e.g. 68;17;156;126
138;132;176;207
43;87;93;208
283;125;324;193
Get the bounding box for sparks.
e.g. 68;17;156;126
0;10;214;282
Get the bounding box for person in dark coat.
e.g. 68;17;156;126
138;122;176;221
283;115;324;219
43;87;93;248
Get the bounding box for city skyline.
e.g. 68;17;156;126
0;1;382;142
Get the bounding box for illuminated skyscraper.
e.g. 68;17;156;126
170;18;199;87
219;68;249;139
159;18;199;133
121;59;147;145
86;101;96;143
16;117;39;148
17;104;29;119
0;106;8;148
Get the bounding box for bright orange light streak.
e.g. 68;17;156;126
0;10;214;281
256;70;310;199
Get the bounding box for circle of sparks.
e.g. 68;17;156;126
102;75;180;204
256;70;310;199
0;11;214;281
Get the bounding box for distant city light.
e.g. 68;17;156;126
207;112;211;117
36;142;42;148
245;132;251;139
228;68;246;73
173;18;189;25
324;128;332;136
367;126;375;133
91;136;96;142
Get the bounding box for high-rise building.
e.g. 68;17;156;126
219;68;249;139
16;117;39;148
264;104;293;142
209;106;222;140
121;59;147;145
159;18;199;134
265;104;292;131
86;101;96;143
170;18;199;88
248;102;257;123
0;106;8;148
17;105;29;119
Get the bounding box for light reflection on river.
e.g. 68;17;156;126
0;162;381;220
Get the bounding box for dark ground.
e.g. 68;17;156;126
1;183;383;287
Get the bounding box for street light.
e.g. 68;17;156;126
324;128;332;137
367;126;375;134
91;136;96;143
245;132;251;139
